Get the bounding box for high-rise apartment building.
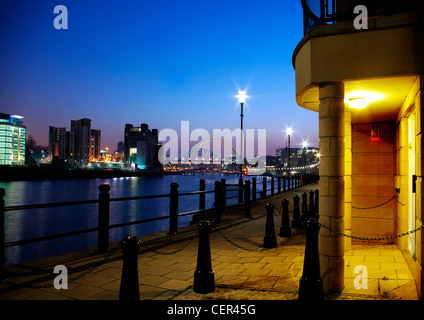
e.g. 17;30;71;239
89;129;101;160
49;118;100;167
48;126;66;159
71;118;91;167
0;113;26;166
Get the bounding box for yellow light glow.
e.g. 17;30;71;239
345;91;385;109
236;91;248;104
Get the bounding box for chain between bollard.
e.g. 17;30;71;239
1;241;121;290
318;222;424;241
210;223;295;252
352;195;403;210
139;235;198;255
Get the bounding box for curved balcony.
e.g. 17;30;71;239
302;0;416;35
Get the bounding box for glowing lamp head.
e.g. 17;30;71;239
285;128;293;136
345;91;385;109
302;140;308;148
347;97;368;109
236;91;248;104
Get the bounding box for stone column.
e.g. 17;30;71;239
344;111;352;251
318;82;345;293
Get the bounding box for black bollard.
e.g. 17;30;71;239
309;190;315;218
298;219;323;301
292;195;301;229
280;199;292;237
119;235;141;301
264;203;277;248
193;220;215;294
301;192;308;222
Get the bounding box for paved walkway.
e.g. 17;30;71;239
0;182;419;301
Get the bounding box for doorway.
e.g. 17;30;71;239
408;111;416;259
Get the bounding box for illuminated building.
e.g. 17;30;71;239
293;0;424;296
90;129;101;160
124;123;161;170
71;118;92;167
0;113;26;166
49;118;100;167
48;126;75;164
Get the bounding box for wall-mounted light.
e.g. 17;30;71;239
371;123;380;141
345;91;385;109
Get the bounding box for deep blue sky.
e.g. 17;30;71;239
0;0;318;155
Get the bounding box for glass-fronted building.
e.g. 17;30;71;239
0;113;26;166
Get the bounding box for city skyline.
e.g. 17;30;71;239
0;1;319;154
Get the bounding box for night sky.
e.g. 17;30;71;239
0;0;319;155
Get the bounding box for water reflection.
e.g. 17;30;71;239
0;174;270;265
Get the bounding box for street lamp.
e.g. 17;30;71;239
236;91;248;179
285;128;293;177
302;140;308;174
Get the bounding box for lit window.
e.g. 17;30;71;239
130;148;137;156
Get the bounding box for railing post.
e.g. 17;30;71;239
298;218;323;301
262;177;267;199
191;179;206;225
199;179;206;212
280;199;292;237
271;176;275;197
264;203;277;248
97;184;111;253
283;176;286;193
193;220;215;294
252;177;257;202
278;176;281;194
292;195;302;229
220;178;227;209
244;180;251;218
119;235;141;301
238;178;243;204
168;182;179;234
287;176;291;191
214;181;222;224
0;188;5;278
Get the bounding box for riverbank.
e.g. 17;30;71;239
0;166;166;182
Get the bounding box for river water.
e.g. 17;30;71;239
1;173;274;265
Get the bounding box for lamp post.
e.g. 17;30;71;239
236;91;248;179
302;140;308;175
285;128;293;177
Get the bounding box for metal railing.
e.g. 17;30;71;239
0;175;310;277
301;0;416;35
